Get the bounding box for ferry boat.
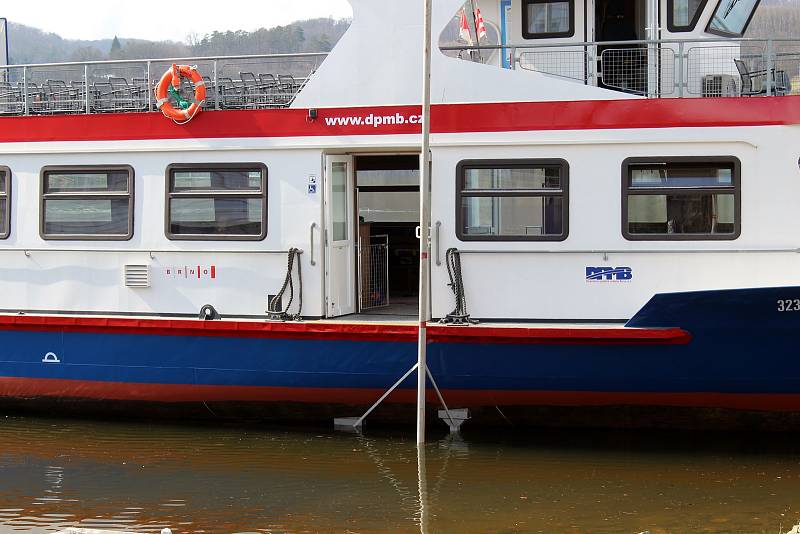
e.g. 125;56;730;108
0;0;799;429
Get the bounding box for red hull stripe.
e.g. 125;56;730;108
1;377;798;412
0;96;798;143
0;315;690;345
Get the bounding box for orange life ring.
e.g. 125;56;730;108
155;64;206;122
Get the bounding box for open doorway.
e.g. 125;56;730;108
595;0;648;94
355;155;420;316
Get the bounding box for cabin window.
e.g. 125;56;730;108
668;0;708;32
622;157;741;241
522;0;575;39
40;166;134;240
706;0;760;37
0;167;8;239
166;164;267;240
456;159;569;241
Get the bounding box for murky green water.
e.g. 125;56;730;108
0;416;799;533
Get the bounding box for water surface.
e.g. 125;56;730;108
0;416;799;533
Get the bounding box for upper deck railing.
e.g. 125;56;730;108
442;38;800;99
0;52;328;116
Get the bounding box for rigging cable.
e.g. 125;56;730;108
267;248;303;321
440;248;477;325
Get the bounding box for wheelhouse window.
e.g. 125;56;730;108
706;0;760;37
522;0;574;39
457;159;568;241
41;166;133;240
668;0;708;31
622;157;740;241
166;164;267;240
0;167;8;239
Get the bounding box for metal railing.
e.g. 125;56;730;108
0;52;328;116
442;38;800;98
358;234;390;311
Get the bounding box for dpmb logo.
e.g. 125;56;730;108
586;266;633;282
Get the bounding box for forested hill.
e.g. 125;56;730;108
4;0;798;65
5;17;351;64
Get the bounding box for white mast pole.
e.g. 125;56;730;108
417;0;433;445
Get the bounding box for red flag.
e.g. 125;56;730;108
474;7;487;41
458;8;474;45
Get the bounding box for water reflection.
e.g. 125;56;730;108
0;417;799;533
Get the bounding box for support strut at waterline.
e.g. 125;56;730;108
332;362;466;435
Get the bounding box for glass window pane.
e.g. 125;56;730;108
356;169;419;187
528;1;570;34
627;193;736;235
708;0;759;35
44;199;130;235
0;198;6;236
332;162;348;241
172;170;262;192
673;0;705;27
359;191;420;223
464;167;562;190
170;197;263;236
45;172;128;193
461;196;564;237
0;171;6;194
630;165;732;188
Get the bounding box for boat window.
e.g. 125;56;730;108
622;157;740;240
40;166;133;240
706;0;760;37
0;167;8;239
166;164;267;241
668;0;709;32
522;0;575;39
456;159;568;241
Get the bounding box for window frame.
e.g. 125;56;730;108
705;0;761;37
521;0;575;40
667;0;710;32
456;158;569;242
165;163;268;242
0;166;9;240
40;165;134;241
621;156;741;241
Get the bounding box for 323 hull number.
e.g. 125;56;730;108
777;299;800;312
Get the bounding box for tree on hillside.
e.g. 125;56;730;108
109;36;121;58
70;46;105;62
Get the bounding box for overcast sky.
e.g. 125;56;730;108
1;0;353;42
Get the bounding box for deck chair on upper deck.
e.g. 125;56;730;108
734;58;791;96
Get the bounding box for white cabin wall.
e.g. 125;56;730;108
430;124;800;320
0;146;325;318
292;0;632;109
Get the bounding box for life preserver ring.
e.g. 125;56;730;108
155;64;206;122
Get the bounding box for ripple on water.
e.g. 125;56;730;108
0;417;799;533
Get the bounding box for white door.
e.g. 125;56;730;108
324;155;356;317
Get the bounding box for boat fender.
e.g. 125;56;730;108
199;304;221;321
155;64;206;124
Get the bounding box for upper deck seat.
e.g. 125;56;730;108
734;58;791;96
218;77;244;109
239;72;264;108
44;79;82;114
0;82;23;115
277;74;296;105
258;73;279;106
201;76;217;109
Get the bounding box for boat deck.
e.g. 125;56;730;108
0;312;690;346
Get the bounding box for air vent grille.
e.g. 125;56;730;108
124;264;150;288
